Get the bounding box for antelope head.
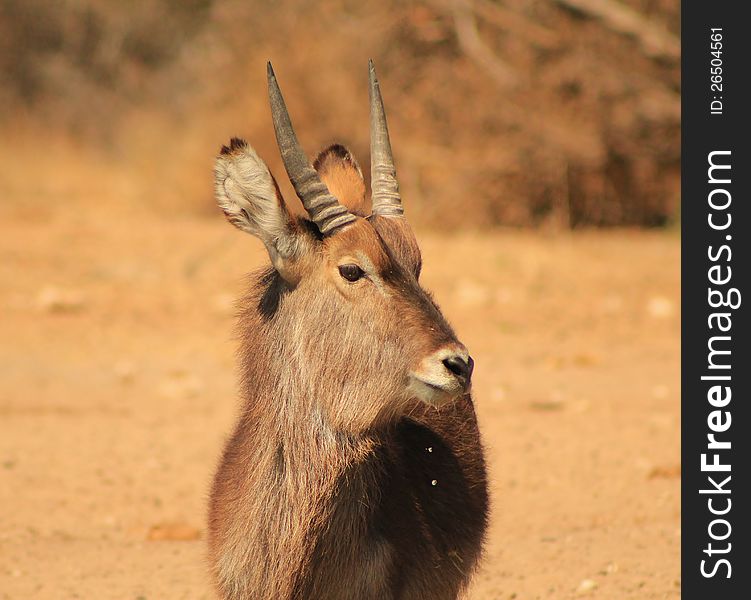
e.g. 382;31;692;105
214;62;473;429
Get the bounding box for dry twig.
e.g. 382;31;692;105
554;0;680;61
451;0;519;89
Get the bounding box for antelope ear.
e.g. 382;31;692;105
215;138;306;280
313;144;366;213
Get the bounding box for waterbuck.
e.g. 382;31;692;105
208;61;489;600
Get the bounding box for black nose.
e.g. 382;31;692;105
443;355;474;387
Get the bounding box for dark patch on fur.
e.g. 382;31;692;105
220;137;248;155
298;403;489;599
273;443;286;479
298;217;324;242
257;267;288;320
378;402;489;597
313;143;359;172
253;219;321;321
395;417;488;553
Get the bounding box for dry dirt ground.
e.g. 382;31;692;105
0;212;679;599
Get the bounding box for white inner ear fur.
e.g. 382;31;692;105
215;143;310;284
214;144;289;248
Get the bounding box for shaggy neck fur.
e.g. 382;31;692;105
210;269;400;599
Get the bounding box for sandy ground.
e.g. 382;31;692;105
0;212;679;599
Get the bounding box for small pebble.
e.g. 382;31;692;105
146;522;202;541
646;296;674;319
36;286;86;313
576;579;597;594
158;374;204;400
431;479;438;486
454;279;491;308
113;360;136;384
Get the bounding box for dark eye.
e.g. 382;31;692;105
338;264;365;282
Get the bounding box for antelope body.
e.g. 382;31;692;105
208;62;488;600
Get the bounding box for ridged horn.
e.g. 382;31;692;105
369;60;403;217
267;62;356;235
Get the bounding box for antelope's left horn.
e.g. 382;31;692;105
369;60;403;218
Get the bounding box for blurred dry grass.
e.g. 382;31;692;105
0;0;679;228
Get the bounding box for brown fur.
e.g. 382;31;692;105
209;143;488;599
314;144;367;214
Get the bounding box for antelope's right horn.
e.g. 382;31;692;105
267;62;356;236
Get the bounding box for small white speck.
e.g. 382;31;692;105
427;447;433;453
431;479;438;486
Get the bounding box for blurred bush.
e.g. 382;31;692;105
0;0;679;228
